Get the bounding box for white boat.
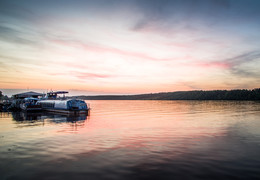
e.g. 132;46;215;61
20;98;42;111
37;91;89;115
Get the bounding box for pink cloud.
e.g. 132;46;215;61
166;42;190;49
50;39;170;61
47;71;112;80
190;61;231;69
71;71;112;79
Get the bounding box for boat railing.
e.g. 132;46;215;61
86;103;90;110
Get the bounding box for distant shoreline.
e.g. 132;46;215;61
73;89;260;101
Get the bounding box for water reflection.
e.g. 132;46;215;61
10;111;88;129
12;111;87;122
12;112;43;121
0;101;260;180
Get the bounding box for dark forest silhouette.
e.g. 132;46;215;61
76;89;260;100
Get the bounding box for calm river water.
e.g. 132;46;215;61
0;100;260;180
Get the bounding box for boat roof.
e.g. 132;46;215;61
13;91;44;98
38;99;84;103
47;91;68;94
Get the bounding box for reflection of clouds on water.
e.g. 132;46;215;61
1;101;260;180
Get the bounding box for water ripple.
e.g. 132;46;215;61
0;100;260;179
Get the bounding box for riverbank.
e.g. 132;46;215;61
74;89;260;100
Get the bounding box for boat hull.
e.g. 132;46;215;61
37;99;89;115
20;104;42;112
42;108;89;115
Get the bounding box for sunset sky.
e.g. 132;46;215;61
0;0;260;96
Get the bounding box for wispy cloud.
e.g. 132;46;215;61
224;51;260;66
214;51;260;78
0;25;39;45
0;0;260;93
71;71;113;79
50;38;171;61
0;1;37;21
190;61;231;69
48;71;114;81
190;51;260;70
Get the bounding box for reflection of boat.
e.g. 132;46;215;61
46;113;87;123
37;91;89;115
12;111;87;122
20;98;42;111
0;100;11;111
11;112;44;126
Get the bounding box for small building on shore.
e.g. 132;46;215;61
12;91;44;99
8;91;44;110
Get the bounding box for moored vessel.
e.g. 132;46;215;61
37;91;89;115
20;98;42;111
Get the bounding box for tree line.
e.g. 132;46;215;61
76;88;260;100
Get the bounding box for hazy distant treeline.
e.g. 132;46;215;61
76;88;260;100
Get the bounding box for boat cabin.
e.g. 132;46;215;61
37;99;88;113
45;91;69;99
